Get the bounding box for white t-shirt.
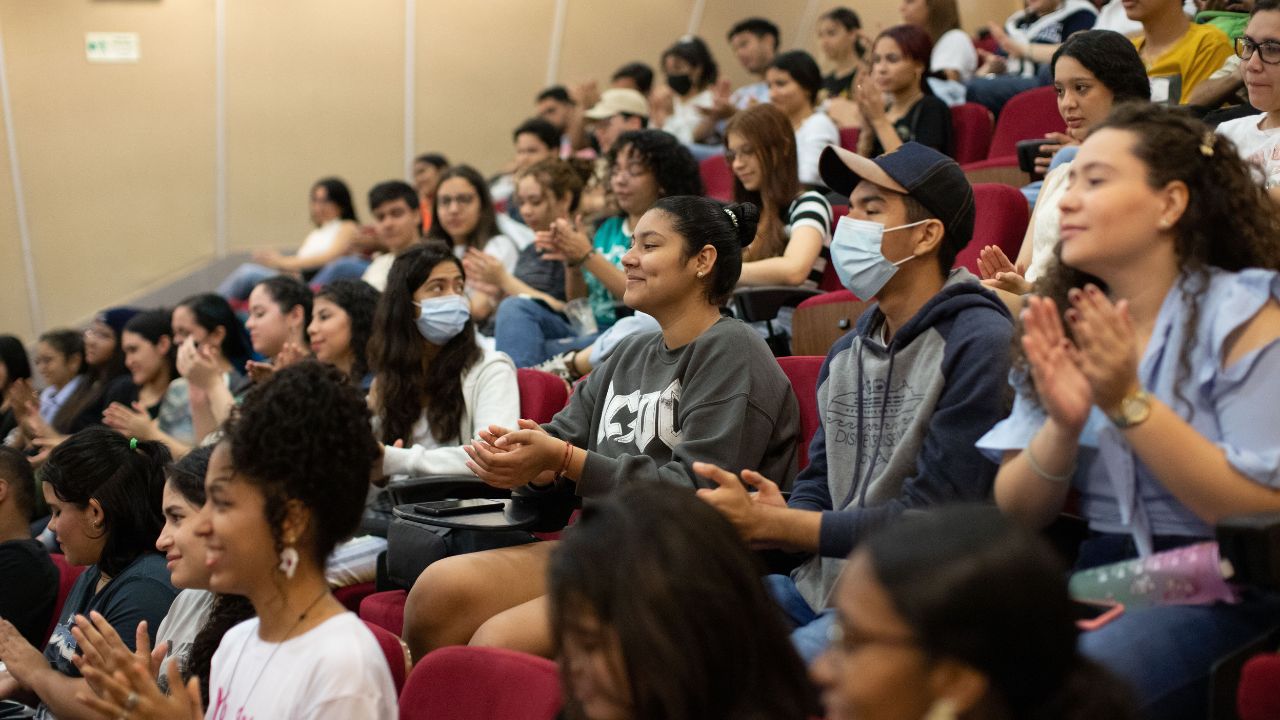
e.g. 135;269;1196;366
154;589;214;691
1027;160;1072;283
379;348;519;476
360;252;396;292
206;612;397;720
931;29;978;81
663;88;715;144
296;218;345;259
1217;114;1280;189
795;111;840;187
1094;0;1196;36
1094;0;1143;36
451;235;520;273
732;81;770;109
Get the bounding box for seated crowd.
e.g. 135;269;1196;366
4;3;1280;719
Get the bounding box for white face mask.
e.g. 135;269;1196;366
829;216;928;299
413;294;470;345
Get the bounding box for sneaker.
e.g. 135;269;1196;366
535;350;583;385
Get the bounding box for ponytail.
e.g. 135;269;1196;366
40;426;169;575
652;196;760;305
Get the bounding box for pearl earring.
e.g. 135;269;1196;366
697;271;705;277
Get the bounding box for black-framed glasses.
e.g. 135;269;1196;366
1236;35;1280;65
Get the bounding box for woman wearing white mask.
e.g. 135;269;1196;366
368;242;520;495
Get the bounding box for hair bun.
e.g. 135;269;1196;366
724;202;760;248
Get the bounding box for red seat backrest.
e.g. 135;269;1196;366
949;103;994;164
953;183;1030;275
46;553;86;643
700;155;734;203
362;619;409;695
838;127;860;152
517;368;571;424
817;205;849;292
399;646;561;720
358;589;407;637
1239;653;1280;720
987;86;1065;160
776;356;825;471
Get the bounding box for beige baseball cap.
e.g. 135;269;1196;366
585;88;650;120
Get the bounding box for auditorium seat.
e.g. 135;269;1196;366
363;620;410;695
776;356;824;470
399;646;561;720
700;155;734;202
950;103;994;165
953;183;1030;276
962;86;1065;186
46;553;86;643
359;590;408;637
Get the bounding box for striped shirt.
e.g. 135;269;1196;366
784;190;833;289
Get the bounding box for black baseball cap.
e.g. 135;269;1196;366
819;142;974;251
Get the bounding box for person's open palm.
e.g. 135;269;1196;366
1021;296;1093;433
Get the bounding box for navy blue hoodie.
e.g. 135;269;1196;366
788;268;1013;609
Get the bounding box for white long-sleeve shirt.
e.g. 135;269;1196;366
379;348;520;477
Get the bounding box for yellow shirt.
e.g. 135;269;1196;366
1133;23;1233;105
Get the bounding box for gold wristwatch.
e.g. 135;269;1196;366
1109;389;1152;429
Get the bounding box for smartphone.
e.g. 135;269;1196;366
413;498;505;517
1016;138;1052;175
1072;600;1124;631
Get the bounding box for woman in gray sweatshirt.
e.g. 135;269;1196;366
400;196;801;662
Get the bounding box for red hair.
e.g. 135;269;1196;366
876;24;934;95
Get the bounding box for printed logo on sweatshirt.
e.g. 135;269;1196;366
825;376;928;463
597;378;682;451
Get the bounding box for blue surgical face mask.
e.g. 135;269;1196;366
830;216;929;299
414;294;470;345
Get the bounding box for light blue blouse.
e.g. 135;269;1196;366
978;268;1280;556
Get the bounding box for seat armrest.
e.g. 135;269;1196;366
732;287;823;324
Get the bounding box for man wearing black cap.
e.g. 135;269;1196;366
697;142;1014;661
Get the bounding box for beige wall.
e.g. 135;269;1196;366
0;0;1020;340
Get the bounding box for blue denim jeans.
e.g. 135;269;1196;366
1079;593;1280;720
765;573;837;665
312;256;371;286
493;296;598;367
217;262;276;300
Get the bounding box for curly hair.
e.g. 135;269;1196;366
227;361;380;566
1020;104;1280;413
608;129;704;201
314;279;379;383
368;243;483;445
187;592;255;708
519;158;591;212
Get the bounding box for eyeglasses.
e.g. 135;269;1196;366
610;162;650;179
438;193;477;208
1236;35;1280;65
